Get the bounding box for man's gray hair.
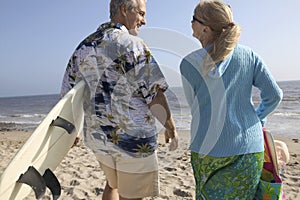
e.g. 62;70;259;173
110;0;146;19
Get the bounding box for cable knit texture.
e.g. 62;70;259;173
180;44;283;157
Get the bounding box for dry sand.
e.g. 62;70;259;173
0;130;299;199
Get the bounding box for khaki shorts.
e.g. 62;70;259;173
95;152;159;199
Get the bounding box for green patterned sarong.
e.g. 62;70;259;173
191;152;264;199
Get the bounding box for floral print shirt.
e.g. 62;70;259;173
61;22;168;158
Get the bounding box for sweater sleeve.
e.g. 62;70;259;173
252;53;283;126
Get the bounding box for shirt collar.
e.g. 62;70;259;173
97;22;128;33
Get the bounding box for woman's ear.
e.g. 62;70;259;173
203;25;210;33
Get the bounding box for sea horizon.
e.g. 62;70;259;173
0;79;299;99
0;80;299;138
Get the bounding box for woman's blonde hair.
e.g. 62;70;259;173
194;0;241;75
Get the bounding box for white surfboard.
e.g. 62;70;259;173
0;81;86;200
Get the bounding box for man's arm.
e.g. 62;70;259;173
148;89;178;151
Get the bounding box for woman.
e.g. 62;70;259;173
180;0;283;199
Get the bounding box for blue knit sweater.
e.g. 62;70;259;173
180;44;283;157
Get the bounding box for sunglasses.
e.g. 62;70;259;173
192;16;204;24
192;16;215;31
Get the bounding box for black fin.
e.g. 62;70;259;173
17;166;46;199
43;169;61;200
50;116;75;134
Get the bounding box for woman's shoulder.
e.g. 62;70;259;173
234;44;253;53
182;48;207;63
233;44;263;62
234;44;260;56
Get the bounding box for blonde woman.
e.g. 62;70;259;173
180;0;283;199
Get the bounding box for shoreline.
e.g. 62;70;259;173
0;130;299;199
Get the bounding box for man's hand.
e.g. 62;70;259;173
72;137;80;148
164;129;178;151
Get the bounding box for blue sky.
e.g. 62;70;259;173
0;0;299;97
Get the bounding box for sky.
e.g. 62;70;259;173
0;0;299;97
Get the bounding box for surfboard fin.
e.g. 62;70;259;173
17;166;46;199
51;116;75;134
43;168;61;200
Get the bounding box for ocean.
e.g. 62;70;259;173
0;80;299;138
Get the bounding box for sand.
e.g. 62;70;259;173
0;130;299;200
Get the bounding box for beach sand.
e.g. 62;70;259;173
0;130;299;200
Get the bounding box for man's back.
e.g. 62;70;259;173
61;22;168;157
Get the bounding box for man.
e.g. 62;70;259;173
61;0;178;199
